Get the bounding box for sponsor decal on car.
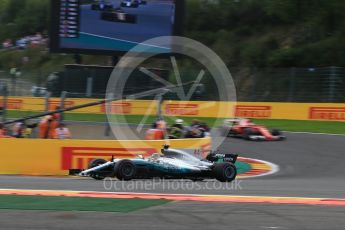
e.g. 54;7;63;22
0;99;23;109
309;107;345;121
101;102;132;114
61;147;156;170
235;105;272;118
165;104;199;116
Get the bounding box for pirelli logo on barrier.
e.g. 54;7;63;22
100;102;132;114
48;100;75;111
0;99;23;109
165;104;199;116
309;107;345;121
61;147;157;170
235;105;272;118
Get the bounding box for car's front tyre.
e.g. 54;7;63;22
114;160;136;181
243;128;254;140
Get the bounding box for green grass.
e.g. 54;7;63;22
0;195;170;213
6;110;345;134
253;119;345;134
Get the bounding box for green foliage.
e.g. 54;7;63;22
0;0;49;41
186;0;345;67
268;37;345;67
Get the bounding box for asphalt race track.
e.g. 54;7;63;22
1;132;344;198
1;132;345;229
1;202;345;230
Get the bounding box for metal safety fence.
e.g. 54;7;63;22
1;66;344;103
231;66;345;102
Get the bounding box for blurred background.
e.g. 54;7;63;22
0;0;344;102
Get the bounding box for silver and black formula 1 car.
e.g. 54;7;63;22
120;0;145;8
74;146;238;182
100;8;137;23
91;0;114;11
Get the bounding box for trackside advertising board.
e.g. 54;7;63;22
2;97;345;121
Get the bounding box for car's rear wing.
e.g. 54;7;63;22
206;153;238;164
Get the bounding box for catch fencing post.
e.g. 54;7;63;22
44;91;51;112
329;66;337;102
288;67;296;102
86;69;94;98
1;84;8;123
59;91;68;123
250;67;258;101
157;94;163;120
104;93;113;137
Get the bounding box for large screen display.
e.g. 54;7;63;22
50;0;184;54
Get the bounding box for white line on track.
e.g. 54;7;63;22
284;131;345;137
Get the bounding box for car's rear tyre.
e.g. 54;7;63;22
213;162;237;182
271;129;282;136
88;159;107;180
243;128;254;140
114;160;136;181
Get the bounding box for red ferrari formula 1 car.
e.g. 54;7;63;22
221;118;285;141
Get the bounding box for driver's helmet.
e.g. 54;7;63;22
156;119;167;130
175;119;184;125
245;118;254;125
